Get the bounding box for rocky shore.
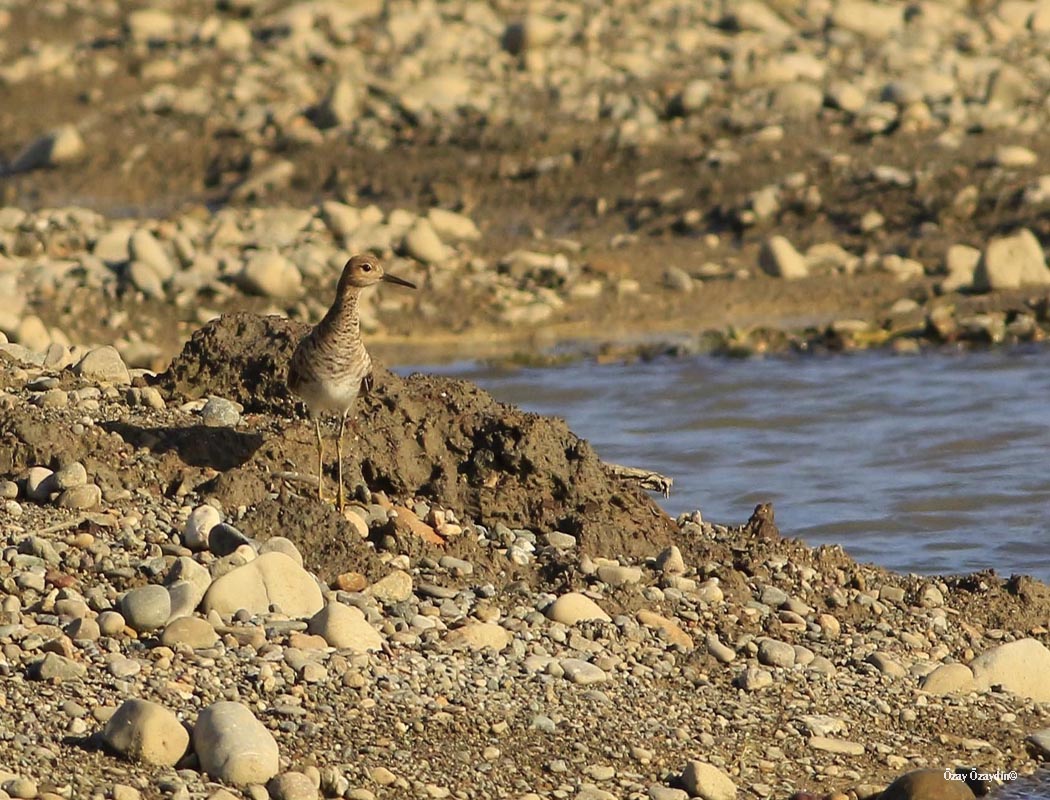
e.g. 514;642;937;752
2;315;1050;800
4;0;1050;797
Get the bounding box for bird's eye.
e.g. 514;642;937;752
362;263;372;271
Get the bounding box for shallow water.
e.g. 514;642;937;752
401;345;1050;581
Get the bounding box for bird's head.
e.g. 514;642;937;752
337;254;417;292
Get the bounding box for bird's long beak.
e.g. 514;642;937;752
382;273;417;289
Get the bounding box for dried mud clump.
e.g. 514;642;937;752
157;313;678;560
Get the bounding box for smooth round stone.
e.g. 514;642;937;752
401;218;450;264
25;466;56;502
307;603;382;652
201;396;241;427
98;610;127;636
202;552;323;619
193;701;279;786
56;483;101;510
53;461;87;490
103;698;189;766
74;345;131;384
238;251;302;298
161;616;218;649
1;777;39;799
546;592;611;625
681;761;737;800
757;638;796;668
120;585;172;632
258;536;303;567
445;621;511;651
208;523;254;557
183;504;221;550
268;772;319;800
67;617;101;641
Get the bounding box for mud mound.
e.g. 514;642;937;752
158;313;678;559
155;312;308;415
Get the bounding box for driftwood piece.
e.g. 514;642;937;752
604;462;673;497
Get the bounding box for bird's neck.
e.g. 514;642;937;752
319;288;361;339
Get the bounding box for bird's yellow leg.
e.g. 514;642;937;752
315;417;325;502
336;411;348;512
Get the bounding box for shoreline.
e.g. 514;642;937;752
2;315;1050;798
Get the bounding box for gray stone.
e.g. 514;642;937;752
209;522;254;556
53;462;87;490
268;772;319;800
201;396;241;427
103;698;189;766
129;229;175;280
757;638;796;668
808;736;865;756
30;652;86;681
427;208;481;242
315;78;362;129
596;564;642;586
1026;727;1050;759
121;585;172;632
258;536;303;567
193;701;279;786
25;467;56;502
127;261;165;298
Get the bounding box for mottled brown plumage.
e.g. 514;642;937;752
288;254;415;510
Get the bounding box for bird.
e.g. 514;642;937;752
287;254;416;512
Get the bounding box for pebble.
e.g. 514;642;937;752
103;698;189;766
369;570;413;604
31;652;86;681
402;218;451;264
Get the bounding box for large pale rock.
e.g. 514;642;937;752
103;698;189;766
545;592;611;625
970;637;1050;701
307;603;383;652
759;235;808;279
920;663;975;695
681;761;737;800
202;552;323;618
193;701;279;786
10;125;85;172
880;769;982;800
74;345;130;384
238;251;302;298
445;621;511;651
973;229;1050;290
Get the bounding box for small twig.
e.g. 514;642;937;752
604;462;673;497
